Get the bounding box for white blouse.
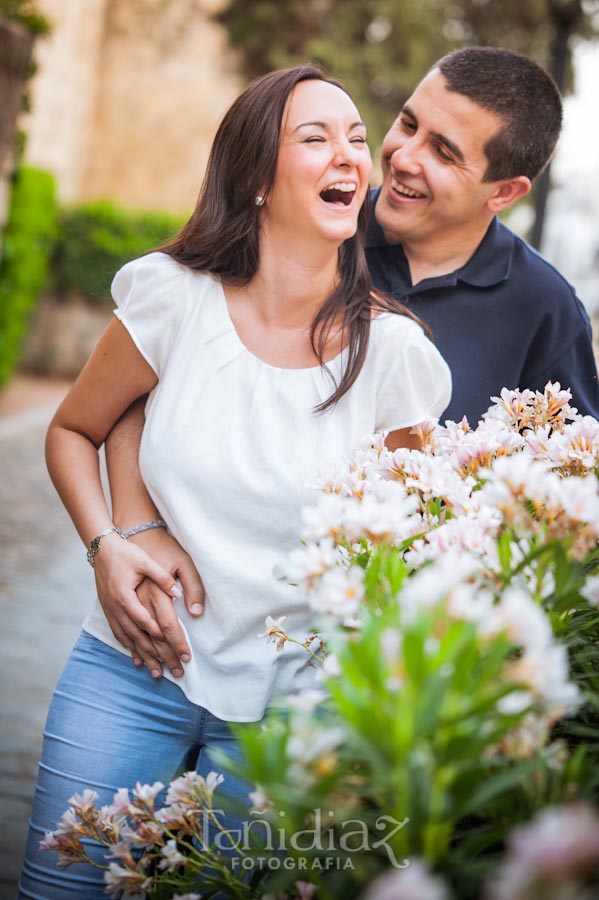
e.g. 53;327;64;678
83;252;451;721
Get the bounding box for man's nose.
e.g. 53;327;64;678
390;138;422;174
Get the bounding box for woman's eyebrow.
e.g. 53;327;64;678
293;120;366;132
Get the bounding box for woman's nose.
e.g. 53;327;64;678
333;146;351;166
334;140;358;167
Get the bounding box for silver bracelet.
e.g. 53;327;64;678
121;519;167;539
86;527;125;567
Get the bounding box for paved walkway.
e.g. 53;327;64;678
0;375;95;899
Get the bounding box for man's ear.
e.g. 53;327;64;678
487;176;531;214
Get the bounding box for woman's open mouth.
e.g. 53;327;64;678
319;182;357;207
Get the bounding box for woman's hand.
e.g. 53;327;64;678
92;531;196;678
124;528;205;678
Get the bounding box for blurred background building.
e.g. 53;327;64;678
23;0;242;211
541;40;599;315
0;0;597;386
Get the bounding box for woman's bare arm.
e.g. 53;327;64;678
46;318;184;659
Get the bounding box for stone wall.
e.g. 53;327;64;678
0;16;33;240
24;0;108;204
23;0;243;212
22;293;113;378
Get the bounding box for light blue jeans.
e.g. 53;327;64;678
18;630;264;899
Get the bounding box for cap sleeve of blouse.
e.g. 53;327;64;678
374;315;452;431
111;251;190;377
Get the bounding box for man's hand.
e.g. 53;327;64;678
103;395;204;677
124;527;205;678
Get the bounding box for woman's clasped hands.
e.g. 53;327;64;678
92;526;204;679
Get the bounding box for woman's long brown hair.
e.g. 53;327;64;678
160;65;426;413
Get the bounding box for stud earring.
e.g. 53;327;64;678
254;195;265;206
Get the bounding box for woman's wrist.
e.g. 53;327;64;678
121;519;166;539
86;526;126;567
112;505;162;532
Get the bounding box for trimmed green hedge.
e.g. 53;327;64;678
0;166;57;386
54;202;186;301
0;177;187;385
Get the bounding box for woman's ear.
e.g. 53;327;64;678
486;176;531;214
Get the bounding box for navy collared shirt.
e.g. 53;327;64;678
366;190;599;424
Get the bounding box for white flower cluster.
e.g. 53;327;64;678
263;383;596;759
478;454;599;557
280;382;599;614
362;802;599;900
487;803;599;899
388;556;581;756
362;859;451;900
40;772;228;897
485;383;579;432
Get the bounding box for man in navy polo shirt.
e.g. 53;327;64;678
367;45;599;424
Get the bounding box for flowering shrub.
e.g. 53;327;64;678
42;383;599;898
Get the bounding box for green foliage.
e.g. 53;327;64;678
0;186;185;384
214;0;598;152
54;202;186;301
233;586;539;895
231;541;599;898
1;1;52;167
0;166;57;386
0;0;50;36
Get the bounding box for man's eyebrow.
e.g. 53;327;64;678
431;130;465;162
293;120;366;132
400;104;465;163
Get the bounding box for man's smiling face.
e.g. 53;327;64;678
375;69;506;249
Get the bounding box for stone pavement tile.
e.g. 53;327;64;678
0;374;72;420
0;392;96;898
0;542;94;898
0;424;75;584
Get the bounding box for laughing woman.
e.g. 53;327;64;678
18;65;451;898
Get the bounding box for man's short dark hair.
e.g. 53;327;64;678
435;46;562;183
